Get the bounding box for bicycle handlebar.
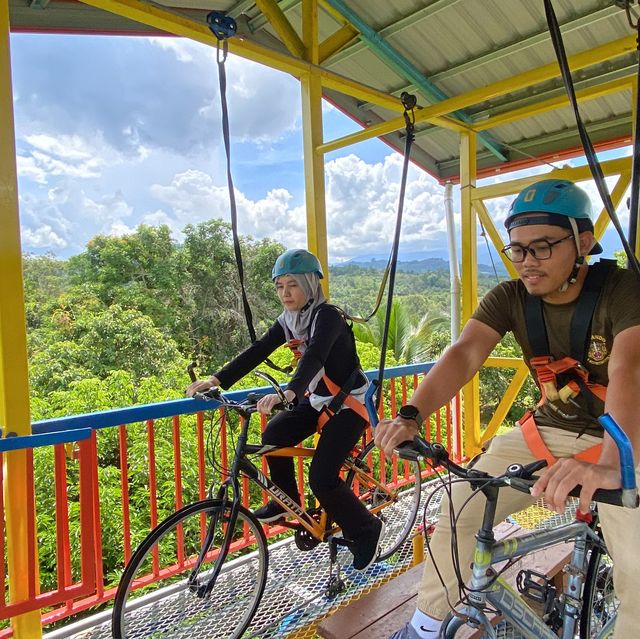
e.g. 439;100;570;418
395;412;638;509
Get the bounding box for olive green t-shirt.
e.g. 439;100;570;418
472;265;640;437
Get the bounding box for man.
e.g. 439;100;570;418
375;179;640;638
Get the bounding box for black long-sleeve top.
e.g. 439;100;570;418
214;304;364;400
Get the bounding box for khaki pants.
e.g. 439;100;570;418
418;425;640;639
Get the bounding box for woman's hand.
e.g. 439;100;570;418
186;375;220;397
256;389;296;415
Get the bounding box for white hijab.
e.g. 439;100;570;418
276;272;327;343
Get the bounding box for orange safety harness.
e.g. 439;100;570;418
285;321;369;434
519;260;615;466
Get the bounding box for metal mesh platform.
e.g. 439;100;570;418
49;483;578;639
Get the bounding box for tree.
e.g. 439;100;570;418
352;299;447;364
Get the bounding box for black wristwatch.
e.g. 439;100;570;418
397;404;423;427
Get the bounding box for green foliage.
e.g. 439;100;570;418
352;300;447;364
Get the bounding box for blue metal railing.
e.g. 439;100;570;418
1;362;436;453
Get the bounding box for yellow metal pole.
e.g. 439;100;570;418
301;0;329;296
459;132;481;457
0;3;42;637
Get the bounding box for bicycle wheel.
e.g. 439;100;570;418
113;499;268;639
346;440;421;560
579;545;618;638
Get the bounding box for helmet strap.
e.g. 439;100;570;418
557;218;583;292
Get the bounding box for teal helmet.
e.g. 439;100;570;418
505;179;602;255
272;248;324;280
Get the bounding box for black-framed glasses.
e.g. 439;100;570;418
501;234;574;263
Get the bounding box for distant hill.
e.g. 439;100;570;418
334;254;506;275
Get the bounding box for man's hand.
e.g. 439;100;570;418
531;458;621;514
256;389;295;415
375;417;420;457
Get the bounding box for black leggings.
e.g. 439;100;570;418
261;398;377;540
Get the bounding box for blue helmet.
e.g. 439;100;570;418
272;249;324;281
505;179;602;255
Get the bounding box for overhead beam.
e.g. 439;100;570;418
253;0;305;58
474;156;631;200
321;0;507;161
318;23;357;62
77;0;408;114
323;35;637;151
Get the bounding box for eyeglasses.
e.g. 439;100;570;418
501;234;574;263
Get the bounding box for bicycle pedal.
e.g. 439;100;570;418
516;569;555;605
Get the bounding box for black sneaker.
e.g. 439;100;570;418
253;500;288;523
351;517;385;571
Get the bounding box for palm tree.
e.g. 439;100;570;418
352;299;447;363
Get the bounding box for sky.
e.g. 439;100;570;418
9;32;632;263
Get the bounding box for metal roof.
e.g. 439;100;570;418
9;0;638;183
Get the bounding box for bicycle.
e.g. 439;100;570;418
395;413;638;639
112;371;422;639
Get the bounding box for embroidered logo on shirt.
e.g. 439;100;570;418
587;335;609;365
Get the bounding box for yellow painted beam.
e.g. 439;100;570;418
319;23;357;62
475;76;634;132
473;200;519;279
317;35;637;149
484;356;528;368
474;156;631;200
301;0;329;296
593;171;631;241
317;113;470;156
78;0;405;114
0;2;41;636
254;0;306;59
481;363;530;445
460;132;481;457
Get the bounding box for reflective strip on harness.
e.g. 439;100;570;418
316;375;369;433
518;411;602;466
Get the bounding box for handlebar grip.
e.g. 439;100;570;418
598;413;637;492
568;485;639;508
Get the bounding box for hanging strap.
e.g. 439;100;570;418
543;0;640;277
619;2;640;255
375;92;416;409
209;11;291;376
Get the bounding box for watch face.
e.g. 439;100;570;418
399;405;420;420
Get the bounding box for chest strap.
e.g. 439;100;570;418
518;411;602;466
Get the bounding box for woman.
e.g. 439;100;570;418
187;248;384;571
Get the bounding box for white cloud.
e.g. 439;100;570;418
21;224;67;250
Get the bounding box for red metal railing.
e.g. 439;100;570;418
0;368;461;635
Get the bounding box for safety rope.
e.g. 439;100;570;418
208;11;292;375
375;92;416;409
619;1;640;258
543;0;640;276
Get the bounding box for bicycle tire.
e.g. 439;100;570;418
112;499;268;639
579;544;618;639
346;440;421;561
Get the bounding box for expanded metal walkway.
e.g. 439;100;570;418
47;483;577;639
